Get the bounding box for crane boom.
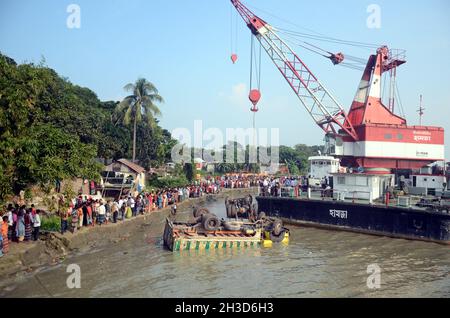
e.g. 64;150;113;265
231;0;358;141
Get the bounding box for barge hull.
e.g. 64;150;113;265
257;197;450;244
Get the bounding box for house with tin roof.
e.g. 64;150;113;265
101;159;146;198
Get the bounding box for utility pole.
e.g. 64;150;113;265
417;95;425;126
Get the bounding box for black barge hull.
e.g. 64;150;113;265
257;197;450;244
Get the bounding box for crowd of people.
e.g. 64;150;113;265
0;204;42;257
258;176;332;197
0;174;263;258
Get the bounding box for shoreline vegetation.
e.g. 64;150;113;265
0;188;255;283
0;51;323;205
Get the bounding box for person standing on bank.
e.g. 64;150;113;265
71;206;79;233
32;210;41;241
24;209;33;242
171;203;177;216
111;201;119;223
1;216;9;254
97;201;106;225
16;206;26;242
60;207;69;235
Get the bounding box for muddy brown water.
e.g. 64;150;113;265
1;196;449;298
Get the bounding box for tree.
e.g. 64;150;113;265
0;54;102;201
15;124;102;189
116;78;164;162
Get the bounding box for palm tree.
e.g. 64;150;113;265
116;78;164;162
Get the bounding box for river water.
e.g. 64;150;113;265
1;195;449;298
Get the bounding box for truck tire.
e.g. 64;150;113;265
194;208;210;218
202;214;220;231
223;221;243;231
229;205;237;218
270;229;287;243
271;219;283;236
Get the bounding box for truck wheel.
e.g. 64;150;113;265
226;204;232;218
229;205;237;218
202;214;220;231
223;221;243;231
270;230;286;243
194;208;210;218
272;219;283;236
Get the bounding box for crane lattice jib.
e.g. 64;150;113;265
231;0;358;141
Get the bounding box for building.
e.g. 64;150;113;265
101;159;146;198
194;158;205;171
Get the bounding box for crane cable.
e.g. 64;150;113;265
245;2;382;49
280;33;367;71
249;34;262;141
230;4;238;58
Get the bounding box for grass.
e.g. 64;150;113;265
41;215;62;232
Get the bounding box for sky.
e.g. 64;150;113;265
1;0;450;158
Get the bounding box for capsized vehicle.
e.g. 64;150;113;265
163;204;290;252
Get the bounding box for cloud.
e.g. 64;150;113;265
225;83;248;107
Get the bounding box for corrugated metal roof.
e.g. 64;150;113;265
117;159;145;174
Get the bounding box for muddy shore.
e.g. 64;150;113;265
0;188;256;283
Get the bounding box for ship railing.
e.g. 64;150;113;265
261;187;375;204
331;190;373;203
258;186;334;199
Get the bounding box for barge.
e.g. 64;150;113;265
257;194;450;244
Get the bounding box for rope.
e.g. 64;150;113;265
258;40;262;89
230;4;233;54
246;3;326;38
278;28;380;49
395;82;406;118
249;34;254;90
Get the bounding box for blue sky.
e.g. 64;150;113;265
1;0;450;157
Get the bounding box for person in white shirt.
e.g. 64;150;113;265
33;211;41;241
98;202;106;225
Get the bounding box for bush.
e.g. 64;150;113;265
41;215;61;232
148;175;189;189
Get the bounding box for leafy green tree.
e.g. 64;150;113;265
15;124;102;190
116;78;164;162
0;54;102;201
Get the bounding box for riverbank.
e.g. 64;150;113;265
0;188;256;282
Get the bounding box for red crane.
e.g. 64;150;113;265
231;0;445;171
231;0;358;141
